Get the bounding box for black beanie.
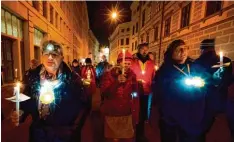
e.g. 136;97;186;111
85;58;92;64
200;39;215;49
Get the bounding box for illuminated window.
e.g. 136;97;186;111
1;9;6;33
17;19;23;39
6;11;12;36
1;9;23;38
12;15;18;37
34;28;43;46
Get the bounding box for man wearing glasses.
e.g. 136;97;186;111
11;40;85;142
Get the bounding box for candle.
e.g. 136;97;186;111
15;82;20;126
154;65;158;71
122;49;125;74
220;51;223;67
15;68;18;79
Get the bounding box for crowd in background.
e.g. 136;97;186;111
4;38;234;142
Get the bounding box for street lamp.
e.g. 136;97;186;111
111;11;118;20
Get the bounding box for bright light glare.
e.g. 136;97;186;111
47;44;54;51
104;48;109;54
193;77;205;87
111;12;117;19
185;78;193;86
142;70;145;75
39;92;55;104
16;82;21;88
154;65;158;71
184;77;205;87
132;92;137;98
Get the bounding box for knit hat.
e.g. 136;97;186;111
85;58;92;64
117;50;132;63
200;39;215;49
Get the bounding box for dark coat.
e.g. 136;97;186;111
71;66;81;75
20;62;84;142
153;59;209;136
195;51;232;114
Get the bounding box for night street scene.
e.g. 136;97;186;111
1;1;234;142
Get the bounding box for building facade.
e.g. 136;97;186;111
1;1;90;83
131;1;234;65
88;29;100;64
109;22;131;64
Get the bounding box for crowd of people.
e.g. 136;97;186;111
7;38;234;142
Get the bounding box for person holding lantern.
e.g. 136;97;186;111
153;39;211;142
130;43;155;141
100;50;138;142
10;40;85;142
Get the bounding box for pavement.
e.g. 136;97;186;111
1;84;232;142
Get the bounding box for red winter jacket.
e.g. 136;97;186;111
80;65;96;96
100;67;139;122
131;57;155;95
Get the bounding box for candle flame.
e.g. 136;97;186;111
16;82;20;88
142;70;145;75
154;65;158;71
219;51;223;57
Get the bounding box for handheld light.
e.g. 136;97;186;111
184;77;205;88
131;92;137;98
39;81;55;104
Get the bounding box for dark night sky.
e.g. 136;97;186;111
86;1;132;46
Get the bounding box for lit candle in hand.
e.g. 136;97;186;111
15;82;20;126
220;51;223;67
15;68;18;79
154;65;158;71
122;49;125;74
